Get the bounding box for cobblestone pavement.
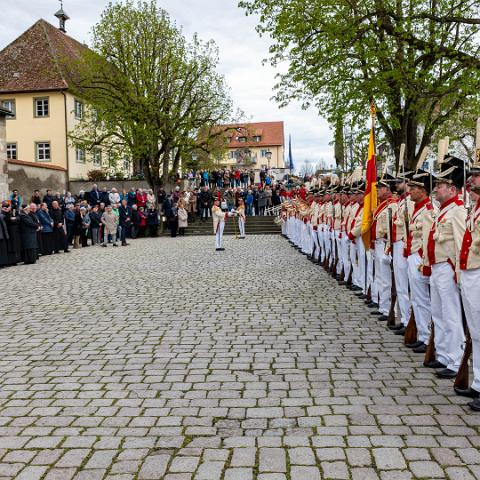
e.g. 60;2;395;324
1;235;480;480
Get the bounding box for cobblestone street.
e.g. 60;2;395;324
1;235;480;480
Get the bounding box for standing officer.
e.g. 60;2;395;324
426;156;467;378
389;173;414;333
212;199;226;251
404;170;436;352
457;161;480;407
369;176;397;320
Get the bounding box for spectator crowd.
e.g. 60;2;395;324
0;166;304;268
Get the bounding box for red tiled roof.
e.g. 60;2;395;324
0;19;88;94
221;121;284;148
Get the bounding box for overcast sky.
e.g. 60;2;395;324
0;0;334;170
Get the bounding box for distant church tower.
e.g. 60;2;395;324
54;0;70;33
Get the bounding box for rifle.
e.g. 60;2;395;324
404;310;418;345
454;163;474;390
387;207;397;327
454;311;472;391
423;323;436;366
331;232;339;278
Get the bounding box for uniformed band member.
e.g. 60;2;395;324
279;149;480;411
236;199;246;239
212;200;226;251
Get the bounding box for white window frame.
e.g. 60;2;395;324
34;97;49;118
74;99;84;119
93;148;102;166
76;147;86;164
2;99;16;119
6;142;17;160
36;142;51;162
253;136;261;142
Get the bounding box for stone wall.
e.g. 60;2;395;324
68;179;152;195
7;160;67;199
0;116;8;202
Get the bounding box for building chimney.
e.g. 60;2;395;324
54;0;70;33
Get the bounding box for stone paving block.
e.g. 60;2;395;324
194;461;225;479
290;466;321;480
409;461;445;478
224;468;253;480
230;448;256;467
15;466;49;480
259;448;287;473
373;448;407;470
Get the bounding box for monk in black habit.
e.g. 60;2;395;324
1;201;21;266
19;204;41;264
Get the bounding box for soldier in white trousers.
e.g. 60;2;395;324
404;170;436;352
369;177;397;320
389;176;414;334
425;156;467;379
457;163;480;408
212;200;226;251
236;199;246;239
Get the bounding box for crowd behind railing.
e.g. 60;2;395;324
0;169;310;268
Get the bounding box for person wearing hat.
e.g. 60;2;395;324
340;187;354;283
333;189;343;277
388;173;414;333
323;191;334;269
309;193;321;262
457;161;480;408
212;199;226;251
368;176;398;319
404;169;436;352
347;185;365;292
403;169;435;353
425;156;467;378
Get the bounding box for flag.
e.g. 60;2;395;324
361;113;378;248
288;135;294;172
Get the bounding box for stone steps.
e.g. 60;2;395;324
159;216;281;236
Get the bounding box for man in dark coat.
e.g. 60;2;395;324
2;201;21;265
19;204;40;264
0;209;9;267
100;186;110;206
89;184;101;206
118;199;132;246
43;190;55;210
50;201;69;253
198;186;213;223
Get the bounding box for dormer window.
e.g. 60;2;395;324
253;136;261;142
238;136;247;143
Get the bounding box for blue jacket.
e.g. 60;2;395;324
37;209;53;233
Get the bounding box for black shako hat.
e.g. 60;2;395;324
434;155;466;189
408;169;434;194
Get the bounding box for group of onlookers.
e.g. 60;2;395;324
0;177;301;265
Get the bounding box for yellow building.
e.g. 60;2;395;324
219;121;285;169
0;15;125;183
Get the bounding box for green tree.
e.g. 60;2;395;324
239;0;480;169
69;0;235;188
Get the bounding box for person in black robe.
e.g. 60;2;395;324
1;202;21;265
19;205;40;264
0;210;9;267
50;201;69;253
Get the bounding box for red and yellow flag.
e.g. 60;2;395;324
361;109;378;248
